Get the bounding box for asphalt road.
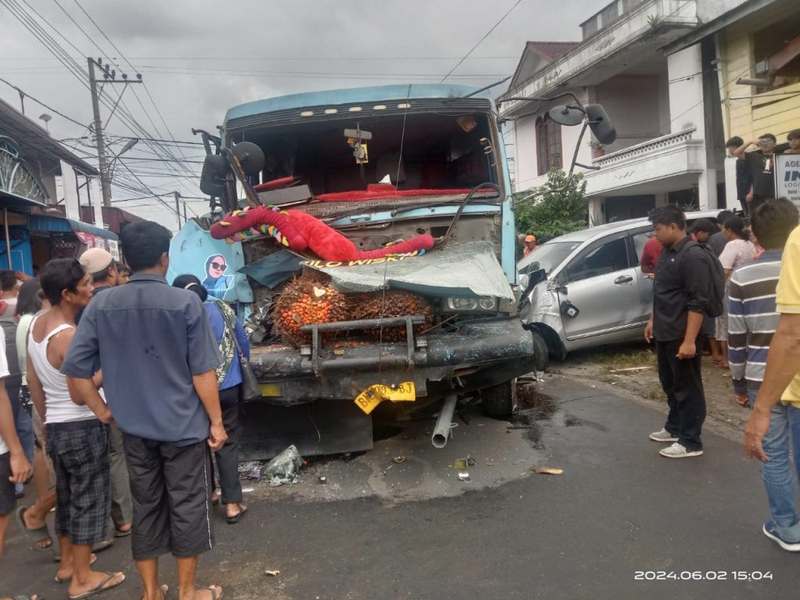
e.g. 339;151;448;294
2;376;792;600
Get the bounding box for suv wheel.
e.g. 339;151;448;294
482;380;516;419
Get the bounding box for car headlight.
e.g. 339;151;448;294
445;297;497;312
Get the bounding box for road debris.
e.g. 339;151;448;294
609;366;653;374
533;467;564;476
452;456;477;470
265;445;303;486
457;472;471;482
392;456;407;464
264;570;281;577
242;487;255;494
318;476;328;484
238;461;264;481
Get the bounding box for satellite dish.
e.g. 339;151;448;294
548;105;585;127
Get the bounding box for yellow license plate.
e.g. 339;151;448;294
259;384;282;397
353;382;416;415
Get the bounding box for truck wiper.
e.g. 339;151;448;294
389;194;502;217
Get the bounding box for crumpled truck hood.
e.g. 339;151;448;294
304;241;514;301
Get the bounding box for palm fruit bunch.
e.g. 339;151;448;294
350;290;434;342
273;272;349;346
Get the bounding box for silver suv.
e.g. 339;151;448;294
517;211;719;361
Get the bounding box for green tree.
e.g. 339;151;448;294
514;169;588;241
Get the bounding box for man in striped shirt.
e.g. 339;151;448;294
729;199;799;407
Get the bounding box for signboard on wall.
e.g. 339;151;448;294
60;160;81;221
775;154;800;207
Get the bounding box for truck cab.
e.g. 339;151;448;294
177;84;537;456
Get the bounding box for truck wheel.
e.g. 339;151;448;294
482;380;515;419
532;330;549;372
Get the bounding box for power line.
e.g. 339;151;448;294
0;77;89;128
440;0;525;83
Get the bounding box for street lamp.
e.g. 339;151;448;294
38;113;52;133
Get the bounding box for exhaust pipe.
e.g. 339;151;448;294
431;394;458;449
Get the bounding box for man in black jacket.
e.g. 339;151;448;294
645;206;719;458
726;136;751;214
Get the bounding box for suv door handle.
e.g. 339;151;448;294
614;275;634;285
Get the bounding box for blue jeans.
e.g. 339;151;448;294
748;384;800;541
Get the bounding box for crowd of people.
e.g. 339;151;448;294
0;221;253;599
644;194;800;552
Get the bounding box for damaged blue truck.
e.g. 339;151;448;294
172;84;615;457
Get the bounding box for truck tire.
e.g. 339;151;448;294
482;380;515;419
532;330;549;372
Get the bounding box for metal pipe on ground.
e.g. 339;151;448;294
431;394;457;449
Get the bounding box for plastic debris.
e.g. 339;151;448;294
242;487;255;494
318;476;328;484
264;570;281;577
264;445;303;487
452;456;477;470
238;461;264;481
457;472;471;482
392;456;407;464
533;467;564;476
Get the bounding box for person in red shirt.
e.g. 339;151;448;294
640;234;663;275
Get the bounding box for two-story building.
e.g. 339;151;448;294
501;0;749;224
665;0;800;209
0;97;120;272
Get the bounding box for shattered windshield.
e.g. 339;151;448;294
518;241;580;276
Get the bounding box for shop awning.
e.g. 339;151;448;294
29;215;118;241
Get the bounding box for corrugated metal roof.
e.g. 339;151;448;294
0;98;98;176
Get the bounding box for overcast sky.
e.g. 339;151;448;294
0;0;609;226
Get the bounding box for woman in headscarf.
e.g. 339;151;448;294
173;274;249;524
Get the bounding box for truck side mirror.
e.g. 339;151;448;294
200;154;229;197
584;104;616;145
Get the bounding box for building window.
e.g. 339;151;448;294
752;14;800;93
536;118;562;175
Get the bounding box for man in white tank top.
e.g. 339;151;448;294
0;325;33;557
27;259;125;598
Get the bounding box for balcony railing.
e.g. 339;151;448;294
592;128;697;167
500;0;697;116
583;127;704;196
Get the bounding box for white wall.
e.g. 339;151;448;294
595;74;669;152
696;0;748;22
668;44;717;209
667;44;705;137
513;114;545;192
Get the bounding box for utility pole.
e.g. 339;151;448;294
174;191;182;230
87;57;142;207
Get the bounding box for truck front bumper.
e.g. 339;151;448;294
249;317;535;406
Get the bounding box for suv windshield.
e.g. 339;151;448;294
518;241;581;276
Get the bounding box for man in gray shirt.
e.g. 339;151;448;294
709;210;734;257
64;221;226;600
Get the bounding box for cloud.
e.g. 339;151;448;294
0;0;609;223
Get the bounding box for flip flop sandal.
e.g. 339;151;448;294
54;554;99;582
67;571;126;600
225;505;248;525
15;506;54;551
198;586;223;600
140;584;169;600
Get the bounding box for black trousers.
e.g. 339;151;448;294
656;340;706;451
122;434;213;560
215;387;243;505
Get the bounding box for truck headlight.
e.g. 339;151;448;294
445;297;497;312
